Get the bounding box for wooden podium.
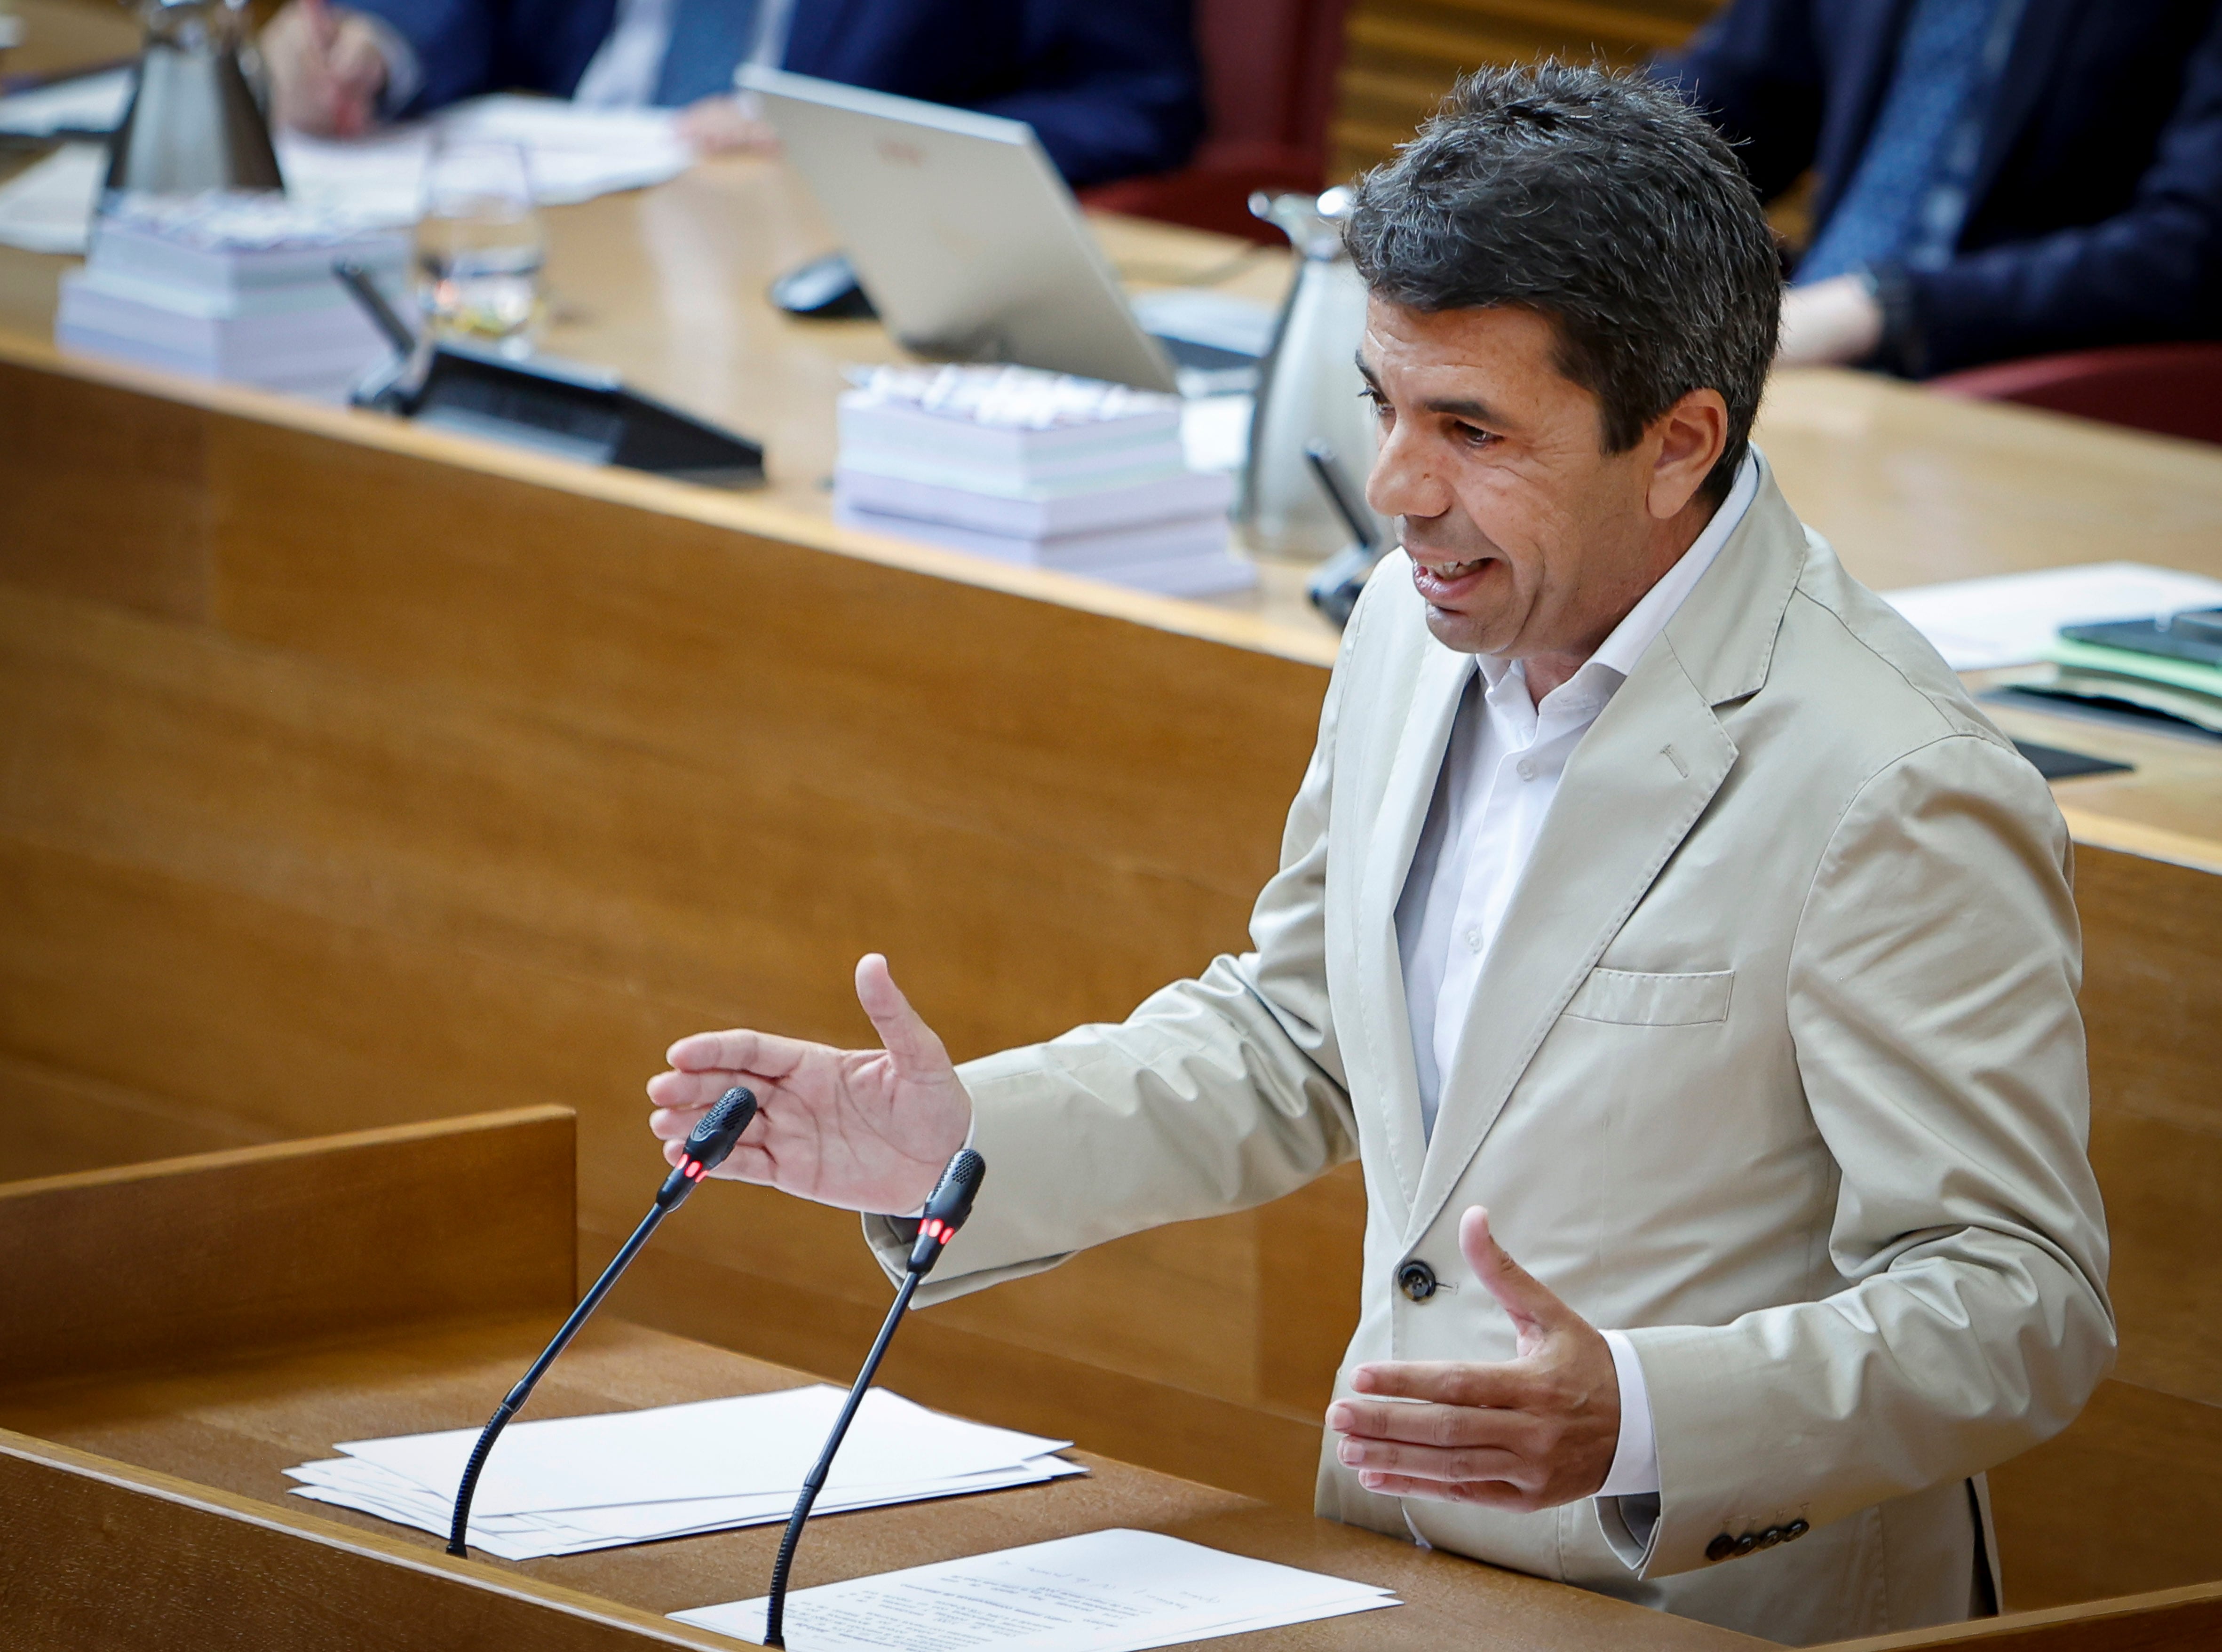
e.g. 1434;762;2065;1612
0;1106;1760;1650
8;1107;2221;1652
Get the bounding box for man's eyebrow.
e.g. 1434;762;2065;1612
1351;356;1511;427
1352;353;1511;425
1422;396;1504;422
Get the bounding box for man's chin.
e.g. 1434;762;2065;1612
1420;601;1508;656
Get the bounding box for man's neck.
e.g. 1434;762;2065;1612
1518;489;1722;706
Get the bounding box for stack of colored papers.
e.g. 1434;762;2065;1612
833;364;1254;597
2044;621;2222;734
673;1527;1401;1650
286;1385;1082;1561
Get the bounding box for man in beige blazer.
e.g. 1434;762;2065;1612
647;64;2113;1645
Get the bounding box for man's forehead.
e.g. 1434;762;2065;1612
1362;298;1560;367
1359;299;1585;416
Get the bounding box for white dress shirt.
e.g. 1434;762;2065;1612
1393;452;1760;1503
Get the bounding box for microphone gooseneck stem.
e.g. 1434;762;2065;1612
445;1195;674;1557
762;1266;923;1649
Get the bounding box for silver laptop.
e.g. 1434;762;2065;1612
741;66;1193;393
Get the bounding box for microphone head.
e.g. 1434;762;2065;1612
685;1087;758;1174
921;1148;985;1232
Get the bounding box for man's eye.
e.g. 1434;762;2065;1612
1453;422;1498;447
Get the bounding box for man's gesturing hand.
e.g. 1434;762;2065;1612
646;954;972;1217
1326;1206;1621;1512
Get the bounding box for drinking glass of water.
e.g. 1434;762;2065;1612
414;136;544;356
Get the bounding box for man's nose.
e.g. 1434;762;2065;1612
1365;420;1449;523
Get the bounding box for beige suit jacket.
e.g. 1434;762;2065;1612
867;461;2114;1644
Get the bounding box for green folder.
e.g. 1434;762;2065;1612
2042;637;2222;702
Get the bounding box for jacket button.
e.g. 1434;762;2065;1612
1757;1526;1784;1549
1397;1260;1438;1301
1786;1519;1809;1541
1732;1533;1760;1557
1705;1533;1736;1563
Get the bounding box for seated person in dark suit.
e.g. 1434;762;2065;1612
1651;0;2222;375
262;0;1204;188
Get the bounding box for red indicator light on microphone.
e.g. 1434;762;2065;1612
683;1160;705;1181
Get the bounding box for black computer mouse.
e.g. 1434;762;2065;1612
768;251;878;319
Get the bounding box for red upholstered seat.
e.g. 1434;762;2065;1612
1927;342;2222;448
1081;0;1353;244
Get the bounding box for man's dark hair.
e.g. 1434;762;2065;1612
1344;63;1780;503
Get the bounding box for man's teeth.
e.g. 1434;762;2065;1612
1421;556;1488;578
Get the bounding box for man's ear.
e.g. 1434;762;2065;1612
1646;389;1730;520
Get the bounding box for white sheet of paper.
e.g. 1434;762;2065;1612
0;141;106;253
288;1448;1085;1560
333;1385;1069;1517
1882;561;2222;670
0;94;694;255
671;1528;1399;1652
0;67;134;138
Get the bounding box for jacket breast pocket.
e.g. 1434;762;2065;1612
1563;968;1734;1026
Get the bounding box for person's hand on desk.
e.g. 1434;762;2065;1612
1327;1207;1621;1511
263;0;389;138
646;953;973;1215
674;96;782;157
1776;273;1886;367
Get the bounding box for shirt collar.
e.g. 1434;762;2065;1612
1475;450;1761;701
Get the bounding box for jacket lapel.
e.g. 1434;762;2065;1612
1400;464;1809;1248
1354;638;1473;1222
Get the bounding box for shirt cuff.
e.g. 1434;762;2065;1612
1597;1328;1660;1498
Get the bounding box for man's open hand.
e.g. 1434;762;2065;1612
1327;1206;1621;1512
646;954;973;1216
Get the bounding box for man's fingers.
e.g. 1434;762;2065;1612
1328;1394;1532;1448
1335;1436;1540;1490
1346;1360;1534;1410
1459;1205;1577;1337
666;1026;813;1077
1353;1470;1537;1509
854;954;953;1080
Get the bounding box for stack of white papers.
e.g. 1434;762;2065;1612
0;95;694;255
833;365;1253;598
286;1385;1082;1561
673;1527;1400;1650
55;193;409;397
1883;562;2222;671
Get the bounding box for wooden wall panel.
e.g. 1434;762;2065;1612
203;421;1315;930
0;1433;738;1652
0;1110;575;1387
0;365;212;621
1980;843;2222;1609
0;1050;274;1183
1332;0;1721;178
2077;846;2222;1138
1988;1380;2222;1613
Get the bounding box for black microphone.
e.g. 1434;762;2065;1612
762;1147;985;1648
445;1085;758;1557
